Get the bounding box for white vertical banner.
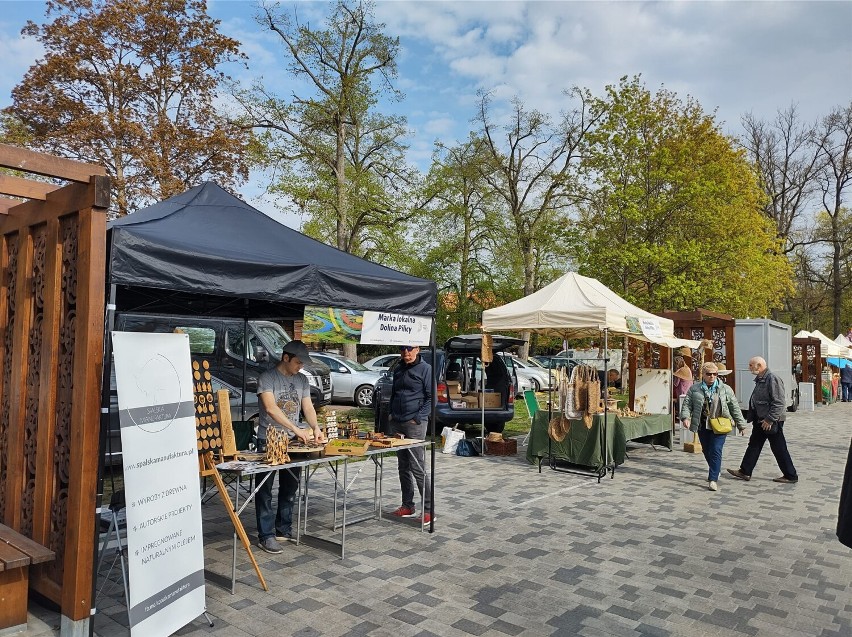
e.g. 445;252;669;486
360;311;432;345
113;332;206;637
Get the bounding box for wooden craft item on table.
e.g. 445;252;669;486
367;437;424;448
265;426;290;465
325;439;371;456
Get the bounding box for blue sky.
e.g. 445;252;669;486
1;0;851;225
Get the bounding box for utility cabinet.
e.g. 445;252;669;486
734;319;796;412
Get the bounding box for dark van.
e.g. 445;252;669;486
373;334;524;434
114;314;333;409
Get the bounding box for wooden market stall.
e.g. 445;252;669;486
793;335;823;404
482;272;700;481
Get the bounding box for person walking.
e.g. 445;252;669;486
728;356;799;484
840;363;852;402
839;437;852;549
388;344;434;523
680;362;747;491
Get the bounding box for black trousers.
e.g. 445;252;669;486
740;421;797;480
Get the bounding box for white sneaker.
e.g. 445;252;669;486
708;481;718;491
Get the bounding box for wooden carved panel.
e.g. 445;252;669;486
21;227;46;537
0;234;18;521
711;327;727;368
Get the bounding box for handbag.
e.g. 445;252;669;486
709;416;733;434
706;393;732;434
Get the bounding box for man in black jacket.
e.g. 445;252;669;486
727;356;799;484
840;363;852;402
389;344;433;522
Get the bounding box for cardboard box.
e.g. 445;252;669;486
458;393;502;409
446;380;462;399
482;392;502;408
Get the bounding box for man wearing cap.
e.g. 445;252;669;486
728;356;799;484
388;344;433;523
254;340;325;553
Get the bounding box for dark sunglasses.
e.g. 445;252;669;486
399;346;417;352
704;372;718;376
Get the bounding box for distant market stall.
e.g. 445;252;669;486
482;272;700;480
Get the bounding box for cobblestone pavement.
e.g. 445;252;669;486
28;402;852;636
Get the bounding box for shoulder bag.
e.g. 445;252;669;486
707;393;732;434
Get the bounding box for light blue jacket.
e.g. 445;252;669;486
679;380;747;433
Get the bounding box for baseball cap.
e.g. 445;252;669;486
281;340;311;361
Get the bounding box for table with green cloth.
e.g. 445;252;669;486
525;411;672;469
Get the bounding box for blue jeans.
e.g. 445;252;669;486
255;466;300;541
842;382;852;401
740;421;797;480
697;426;727;481
391;419;431;511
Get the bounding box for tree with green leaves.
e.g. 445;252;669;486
5;0;249;217
812;104;852;335
572;76;792;317
409;135;506;341
475;89;596;356
241;0;411;258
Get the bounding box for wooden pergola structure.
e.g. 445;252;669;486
0;143;108;634
793;336;824;404
657;309;737;394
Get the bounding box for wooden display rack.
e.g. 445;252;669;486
192;359;267;591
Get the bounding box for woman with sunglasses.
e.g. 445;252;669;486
679;362;747;491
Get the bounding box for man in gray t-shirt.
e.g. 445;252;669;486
254;340;324;554
257;365;310;442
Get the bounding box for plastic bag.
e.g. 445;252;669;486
441;427;465;454
456;438;480;457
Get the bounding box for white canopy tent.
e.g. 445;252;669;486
835;334;852;349
481;272;701;349
795;329;852;359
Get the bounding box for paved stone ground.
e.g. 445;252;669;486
25;402;852;636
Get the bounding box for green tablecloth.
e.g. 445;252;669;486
525;411;672;469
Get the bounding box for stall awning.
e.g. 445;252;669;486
482;272;701;348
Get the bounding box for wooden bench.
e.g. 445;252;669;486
0;524;56;633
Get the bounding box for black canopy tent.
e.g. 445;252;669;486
100;182;438;540
107;182;436;317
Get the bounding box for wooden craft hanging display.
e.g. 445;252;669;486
192;359;266;591
192;359;223;453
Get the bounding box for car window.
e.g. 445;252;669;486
175;326;215;355
343;357;368;371
378;355;397;368
320;357;343;373
252;323;291;358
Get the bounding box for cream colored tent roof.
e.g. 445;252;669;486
481;272;701;348
795;329;852;358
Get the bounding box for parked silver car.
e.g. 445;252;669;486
497;353;539;395
362;353;399;372
311;352;382;408
508;355;554;392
